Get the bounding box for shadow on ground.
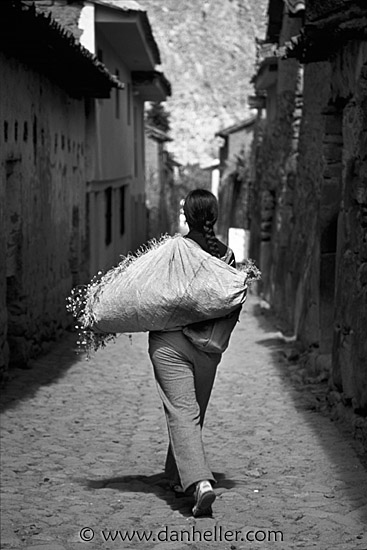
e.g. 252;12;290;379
0;331;81;413
81;472;237;517
251;298;367;525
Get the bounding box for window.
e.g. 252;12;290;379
115;69;120;119
120;186;125;235
105;187;112;245
127;83;131;126
133;106;138;177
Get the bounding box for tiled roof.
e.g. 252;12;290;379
145;124;172;142
285;3;367;62
34;1;84;41
216;116;257;138
1;1;122;98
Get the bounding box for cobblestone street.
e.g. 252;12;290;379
1;294;367;550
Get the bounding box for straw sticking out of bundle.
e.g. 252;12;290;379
237;258;262;283
66;234;174;356
66;234;261;358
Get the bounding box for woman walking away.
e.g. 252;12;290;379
148;189;236;517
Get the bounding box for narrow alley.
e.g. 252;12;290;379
1;293;367;550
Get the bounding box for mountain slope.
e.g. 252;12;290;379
139;0;268;164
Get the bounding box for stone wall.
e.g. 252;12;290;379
251;12;303;316
251;0;367;438
283;38;367;412
292;61;332;347
34;0;84;40
330;43;367;413
306;0;359;22
248;115;264;269
0;52;90;377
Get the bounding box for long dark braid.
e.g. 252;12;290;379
183;189;221;258
202;220;221;258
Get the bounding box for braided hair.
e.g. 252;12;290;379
183;189;221;258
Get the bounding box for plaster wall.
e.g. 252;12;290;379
227;126;254;162
87;28;148;273
0;52;89;372
145;135;162;239
95;27;133;182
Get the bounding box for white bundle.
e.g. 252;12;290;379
67;235;259;354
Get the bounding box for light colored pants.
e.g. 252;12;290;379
149;330;221;492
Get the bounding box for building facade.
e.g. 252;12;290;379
145;124;175;239
0;1;119;377
216;117;256;260
0;0;170;382
289;0;367;415
250;0;367;423
251;0;304;307
38;0;171;273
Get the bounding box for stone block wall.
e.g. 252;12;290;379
0;52;90;376
252;53;302;320
306;0;360;22
251;0;367;437
292;42;367;412
292;61;332;347
32;0;83;41
248;116;265;268
331;44;367;412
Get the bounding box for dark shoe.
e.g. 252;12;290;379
192;480;216;517
193;504;213;517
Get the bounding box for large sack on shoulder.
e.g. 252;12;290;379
67;235;259;354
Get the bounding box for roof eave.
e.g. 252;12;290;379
93;1;161;70
0;2;120;99
132;71;172;102
145;124;172;142
215;116;257;138
285;17;367;63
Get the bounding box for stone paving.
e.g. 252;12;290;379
1;294;367;550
